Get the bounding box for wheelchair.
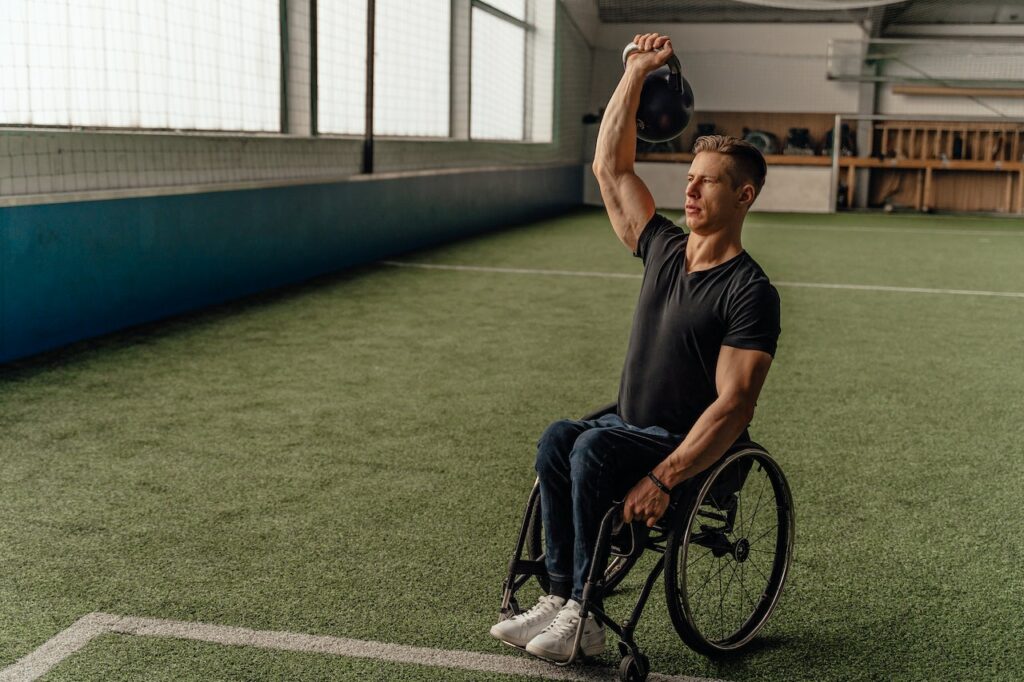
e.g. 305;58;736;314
498;403;795;682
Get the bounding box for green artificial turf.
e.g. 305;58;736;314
2;206;1023;681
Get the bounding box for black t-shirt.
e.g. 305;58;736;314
616;213;781;435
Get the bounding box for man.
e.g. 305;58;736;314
490;33;780;663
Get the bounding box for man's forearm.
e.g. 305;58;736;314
653;397;754;489
593;67;646;176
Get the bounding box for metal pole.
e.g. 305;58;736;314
363;0;375;174
309;0;317;136
279;0;289;134
830;113;841;214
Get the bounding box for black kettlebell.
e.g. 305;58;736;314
622;42;695;144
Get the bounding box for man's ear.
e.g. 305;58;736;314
737;183;755;207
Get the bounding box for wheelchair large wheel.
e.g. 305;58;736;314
664;448;794;656
525;491;638;595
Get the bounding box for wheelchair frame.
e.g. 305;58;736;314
497;404;794;682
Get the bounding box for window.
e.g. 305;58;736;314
318;0;450;137
470;6;526;141
0;0;280;131
316;0;367;135
374;0;450;136
470;0;553;142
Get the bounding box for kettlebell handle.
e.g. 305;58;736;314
621;42;683;92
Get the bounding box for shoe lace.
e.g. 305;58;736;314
517;596;561;625
542;607;582;639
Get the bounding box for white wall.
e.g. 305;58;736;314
559;0;600;46
878;87;1024;119
874;26;1024;118
590;23;865;113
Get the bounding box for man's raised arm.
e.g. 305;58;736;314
592;33;674;253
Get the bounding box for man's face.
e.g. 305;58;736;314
683;152;753;234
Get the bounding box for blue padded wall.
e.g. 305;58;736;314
0;164;582;362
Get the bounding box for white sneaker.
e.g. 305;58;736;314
490;595;566;648
525;599;605;662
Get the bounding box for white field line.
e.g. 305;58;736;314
743;223;1024;238
0;614;109;682
380;261;1024;299
382;261;642;280
773;280;1024;298
0;612;726;682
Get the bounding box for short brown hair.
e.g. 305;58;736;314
692;135;767;200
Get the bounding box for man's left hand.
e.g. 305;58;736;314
623;474;670;528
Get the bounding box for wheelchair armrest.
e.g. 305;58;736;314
580;401;618;421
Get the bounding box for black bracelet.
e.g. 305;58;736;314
647;471;671;495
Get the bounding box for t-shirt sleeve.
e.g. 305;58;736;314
633;212;682;263
722;278;781;357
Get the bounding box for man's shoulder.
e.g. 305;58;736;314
734;251;773;285
725;252;779;307
636;213;687;261
646;213;686;241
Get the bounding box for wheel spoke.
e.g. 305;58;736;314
737;474;746;536
722;555;740;595
747;554;772;584
689;554;733;600
716;556;741;639
747;522;779;547
687;545;714;569
740;557;746;610
745;467;769;532
717;555;725;639
739;568;760;612
685;543;720;611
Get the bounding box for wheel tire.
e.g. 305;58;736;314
618;654;648;682
526;494;638;594
664;449;795;656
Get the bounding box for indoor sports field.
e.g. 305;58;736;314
3;1;1024;681
2;208;1023;681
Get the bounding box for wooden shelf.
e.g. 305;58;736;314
868;121;1024;213
891;85;1024;99
637;152;832;166
877;120;1023;163
844;157;1024;171
844;159;1024;213
638;152;1024;172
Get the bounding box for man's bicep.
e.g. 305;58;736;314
715;345;773;412
595;171;656;251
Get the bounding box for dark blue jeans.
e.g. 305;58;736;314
534;413;685;602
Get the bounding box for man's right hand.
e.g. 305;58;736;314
625;33;674;77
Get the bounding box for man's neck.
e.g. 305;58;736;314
685;228;743;273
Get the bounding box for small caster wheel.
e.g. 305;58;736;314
618;654;648;682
